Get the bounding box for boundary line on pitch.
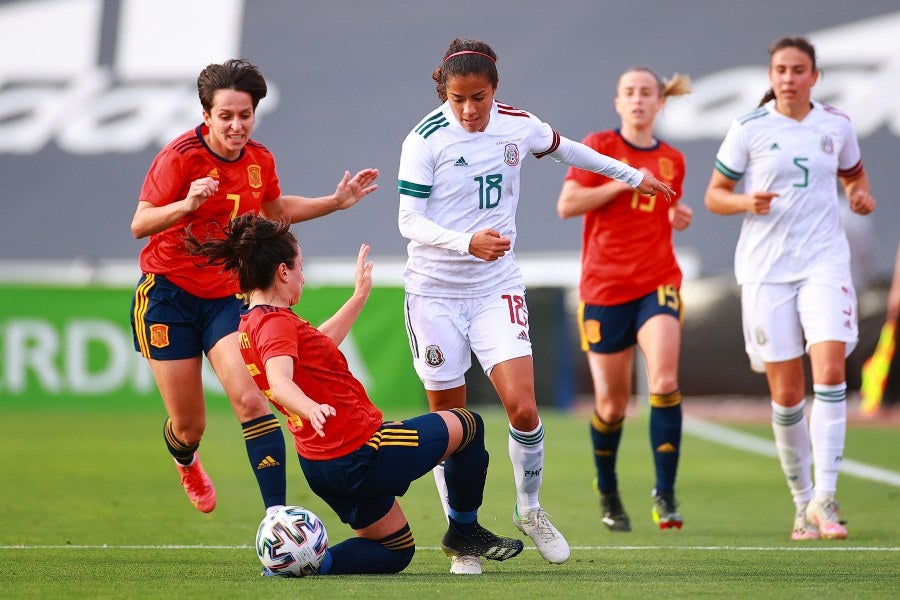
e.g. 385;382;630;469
1;545;899;552
683;416;900;488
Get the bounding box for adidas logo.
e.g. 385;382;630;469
768;143;780;150
655;443;678;453
517;330;530;342
207;168;219;179
454;156;469;166
257;455;280;469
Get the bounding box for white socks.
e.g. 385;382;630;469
509;420;544;512
771;399;813;507
810;383;847;500
772;382;847;507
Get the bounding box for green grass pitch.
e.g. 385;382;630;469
1;404;897;598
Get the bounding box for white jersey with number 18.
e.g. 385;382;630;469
397;99;558;298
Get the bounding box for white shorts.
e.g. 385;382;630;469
404;286;532;390
740;277;858;369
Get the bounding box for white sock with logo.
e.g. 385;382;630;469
810;383;847;500
771;399;813;508
508;420;544;513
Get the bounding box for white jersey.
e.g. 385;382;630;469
397;99;561;298
715;99;863;285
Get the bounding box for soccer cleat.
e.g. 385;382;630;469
806;498;848;540
513;506;570;564
175;452;216;513
449;554;483;575
790;503;819;540
651;491;683;530
441;521;523;562
600;491;632;532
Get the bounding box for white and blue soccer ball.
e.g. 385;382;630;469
256;505;328;577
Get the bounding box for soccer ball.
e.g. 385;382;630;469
256;506;328;577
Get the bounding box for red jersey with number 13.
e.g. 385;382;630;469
138;124;282;298
564;130;685;305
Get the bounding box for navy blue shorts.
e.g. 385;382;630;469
579;285;682;354
130;273;241;359
299;413;449;530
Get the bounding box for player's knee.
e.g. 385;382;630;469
448;407;485;451
231;389;271;421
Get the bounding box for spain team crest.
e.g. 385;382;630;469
658;157;675;181
149;324;170;348
247;164;263;188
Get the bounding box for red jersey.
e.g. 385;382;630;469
138;125;282;299
239;305;382;460
564;130;685;305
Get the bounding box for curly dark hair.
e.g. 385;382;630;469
184;213;297;294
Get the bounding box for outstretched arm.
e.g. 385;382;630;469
318;243;374;344
263;168;379;223
546;136;674;202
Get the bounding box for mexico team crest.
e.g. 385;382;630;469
820;135;834;154
425;344;445;367
504;143;520;166
247;164;263;188
149;324;170;348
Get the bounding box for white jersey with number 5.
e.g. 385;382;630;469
714;99;863;285
398;99;560;298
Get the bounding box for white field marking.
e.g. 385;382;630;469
2;545;899;552
684;416;900;488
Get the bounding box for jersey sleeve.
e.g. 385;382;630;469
837;119;863;176
714;120;748;181
397;130;434;212
139;148;186;206
254;312;300;366
564;132;609;186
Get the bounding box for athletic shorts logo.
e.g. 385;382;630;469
424;344;445;367
149;324;170;348
755;327;767;346
504;143;520;166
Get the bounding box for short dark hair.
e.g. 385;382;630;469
197;59;268;113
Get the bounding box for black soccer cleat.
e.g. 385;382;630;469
441;521;524;562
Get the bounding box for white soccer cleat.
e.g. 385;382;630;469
513;506;570;564
450;555;483;575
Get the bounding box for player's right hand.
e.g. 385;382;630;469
185;177;219;211
748;191;779;215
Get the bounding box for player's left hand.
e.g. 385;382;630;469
669;203;693;231
635;171;674;203
333;168;379;210
354;243;374;300
307;402;336;437
849;189;875;215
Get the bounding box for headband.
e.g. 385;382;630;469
444;50;496;63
